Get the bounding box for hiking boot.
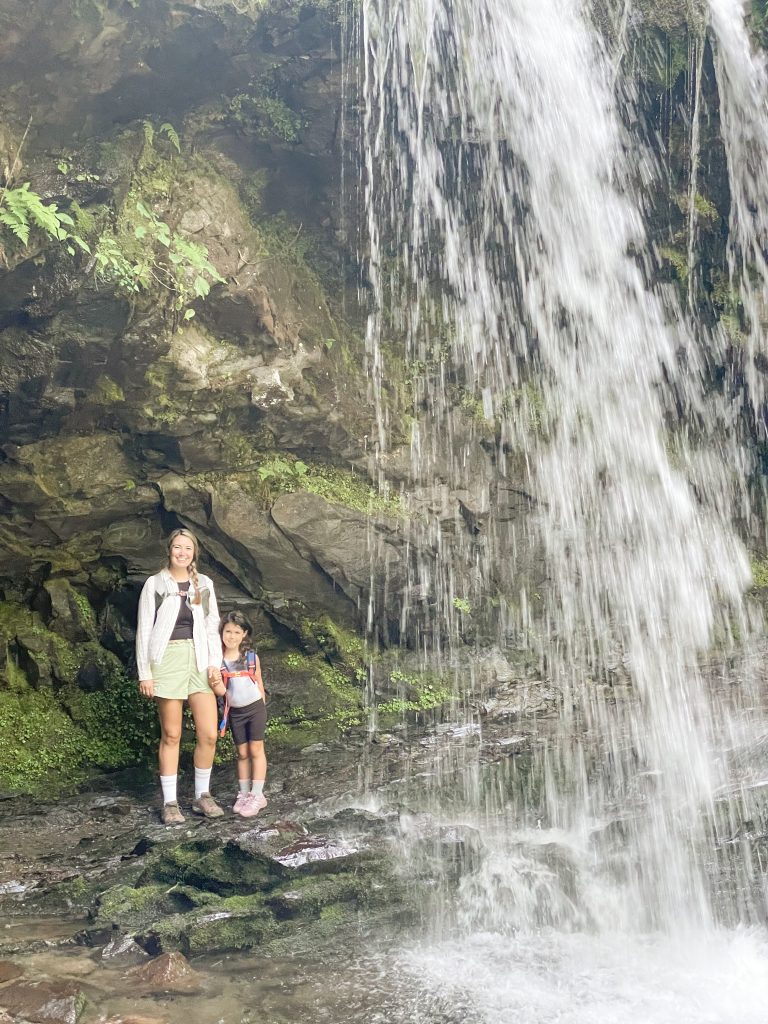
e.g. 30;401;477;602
239;793;268;818
192;792;225;818
162;801;185;825
233;792;250;815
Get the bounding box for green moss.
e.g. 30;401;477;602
300;616;364;660
302;464;402;516
184;909;280;955
0;601;159;792
661;246;690;283
143;840;286;896
227;84;304;143
238;169;269;223
750;558;768;590
377;668;452;717
97;883;172;928
0;691;99;791
90;375;125;405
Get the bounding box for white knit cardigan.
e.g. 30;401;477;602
135;569;222;681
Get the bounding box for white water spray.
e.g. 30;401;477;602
360;0;754;937
708;0;768;417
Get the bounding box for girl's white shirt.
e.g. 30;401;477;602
223;657;264;708
135;569;222;681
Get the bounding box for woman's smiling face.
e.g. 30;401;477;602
169;534;195;571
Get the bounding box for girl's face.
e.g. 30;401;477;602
169;534;196;570
222;622;248;652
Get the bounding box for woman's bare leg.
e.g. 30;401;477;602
157;698;184;776
187;690;218;769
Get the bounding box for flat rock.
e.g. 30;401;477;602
273;835;359;868
0;979;86;1024
100;935;149;965
0;961;24;983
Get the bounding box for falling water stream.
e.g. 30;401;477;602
709;0;768;418
357;0;768;1019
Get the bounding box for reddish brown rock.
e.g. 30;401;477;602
125;952;203;995
0;978;86;1024
0;961;24;984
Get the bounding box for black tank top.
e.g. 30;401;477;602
169;581;194;640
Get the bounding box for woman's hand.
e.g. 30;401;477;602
139;678;155;699
207;666;222;687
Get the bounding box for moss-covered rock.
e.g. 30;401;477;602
96;821;414;955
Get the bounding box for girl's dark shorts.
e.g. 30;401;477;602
229;699;267;745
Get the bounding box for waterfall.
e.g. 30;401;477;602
359;0;757;943
708;0;768;421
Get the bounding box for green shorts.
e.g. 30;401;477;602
152;640;210;700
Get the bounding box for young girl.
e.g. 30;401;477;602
210;611;268;818
136;528;225;825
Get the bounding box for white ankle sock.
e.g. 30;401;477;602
160;774;177;804
239;779;250;795
250;780;265;797
194;767;212;799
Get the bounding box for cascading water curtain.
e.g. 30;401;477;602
708;0;768;429
360;0;754;932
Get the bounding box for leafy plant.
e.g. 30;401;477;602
0;182;90;255
143;120;181;154
93;199;224;315
258;457;309;488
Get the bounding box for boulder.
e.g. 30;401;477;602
42;580;96;644
0;961;23;983
0;979;86;1024
271;491;413;612
126;952;203;995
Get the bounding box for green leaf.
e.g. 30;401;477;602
159;122;181;153
192;275;210;298
184;308;196;320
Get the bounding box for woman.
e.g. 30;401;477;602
136;528;225;824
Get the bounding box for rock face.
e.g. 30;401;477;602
0;0;734;792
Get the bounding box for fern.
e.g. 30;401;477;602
142;120;181;154
159;122;181;153
0;182;83;249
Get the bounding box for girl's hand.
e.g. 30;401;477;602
208;666;222;686
139;679;155;699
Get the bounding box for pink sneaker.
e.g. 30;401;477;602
239;793;267;818
233;792;250;815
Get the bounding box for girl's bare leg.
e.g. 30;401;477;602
249;740;267;783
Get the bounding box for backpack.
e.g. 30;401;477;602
218;650;262;737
